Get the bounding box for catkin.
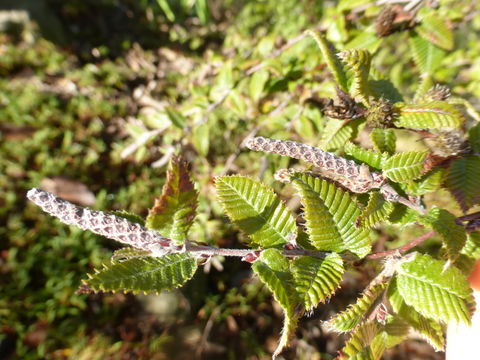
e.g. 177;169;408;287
27;188;175;257
244;136;386;193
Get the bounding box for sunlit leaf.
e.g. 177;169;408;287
215;176;297;247
292;254;344;311
85;254;198;294
146;156;198;244
370;128;395;155
394;101;464;129
383;151;427;183
396;253;474;324
290;172;372;258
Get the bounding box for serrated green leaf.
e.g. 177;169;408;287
356;192;394;228
292;254;344;311
370;317;411;359
305;30;348;92
328;282;388;332
112;210;145;226
456;232;480;275
290;173;372;258
445;156;480;212
146;156;198;244
468;122;480;153
416;13;453;50
338;49;372;105
252;249;299;357
388;204;418;225
400;168;445;196
409;34;445;73
344;142;386;170
370;128;396;154
322;117;365;151
85;254;198;294
396;253;474;324
418;208;466;261
215;176;297;247
383;151;427;183
388;279;445;351
394;101;464;129
342;321;379;359
249;69;269;102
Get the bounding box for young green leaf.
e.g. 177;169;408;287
456;232;480;275
370;317;411;359
356;192;394;228
291;254;344;311
305;30;348;92
344;142;386;170
146;156;198;244
418;208;466;261
192;122;210;156
322;117;364;151
338;49;372;106
382;151;427;183
400;168;445;196
370;128;396;155
252;249;299;358
290;173;373;258
409;34;445;74
394;101;464;129
388;279;445;351
215;176;297;247
415;12;453;51
445;156;480;212
85;254;198;294
327;282;388;332
396;253;474;324
341;321;379;359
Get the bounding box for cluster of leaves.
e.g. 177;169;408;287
79;4;480;358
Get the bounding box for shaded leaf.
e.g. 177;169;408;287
396;253;474;324
85;254;198;294
111;248;151;262
445;156;480;212
418;208;466;261
468;122;480;153
290;173;372;258
292;254;344;311
383;151;428;183
215;176;297;247
370;317;411;359
146;156;198;244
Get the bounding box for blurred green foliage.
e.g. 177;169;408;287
1;0;480;358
